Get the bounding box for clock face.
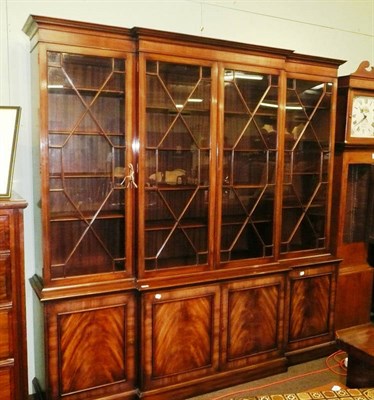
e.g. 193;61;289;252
351;95;374;137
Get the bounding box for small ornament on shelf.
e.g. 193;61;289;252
120;163;138;188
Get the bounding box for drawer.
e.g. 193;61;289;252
0;215;10;252
0;309;12;359
0;254;11;302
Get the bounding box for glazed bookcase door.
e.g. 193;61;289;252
45;48;133;281
282;77;334;255
138;57;215;275
344;163;373;245
333;151;374;329
219;67;279;263
333;151;374;265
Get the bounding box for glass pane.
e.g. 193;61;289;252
47;51;127;278
144;60;211;270
221;69;277;261
344;164;372;243
282;79;332;253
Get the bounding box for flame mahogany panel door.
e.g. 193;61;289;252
220;273;287;371
0;200;28;400
141;285;220;394
45;292;136;399
286;263;337;358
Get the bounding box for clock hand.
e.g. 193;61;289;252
355;113;368;125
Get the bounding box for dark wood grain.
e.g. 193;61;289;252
45;293;136;399
142;285;220;390
286;263;337;356
222;274;286;369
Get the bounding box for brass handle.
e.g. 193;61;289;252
120;163;137;188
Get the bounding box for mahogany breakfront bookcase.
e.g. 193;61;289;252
24;15;344;400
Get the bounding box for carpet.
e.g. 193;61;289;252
230;388;374;400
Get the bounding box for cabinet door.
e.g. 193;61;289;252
334;154;374;265
287;263;336;352
219;68;279;263
221;273;286;370
282;78;334;255
141;285;220;391
138;57;215;275
45;49;134;281
45;292;136;399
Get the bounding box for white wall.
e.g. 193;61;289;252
1;0;373;394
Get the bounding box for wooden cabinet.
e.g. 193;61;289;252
24;15;343;400
0;198;28;400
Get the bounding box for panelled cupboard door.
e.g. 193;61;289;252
286;263;337;353
141;285;220;391
45;292;136;399
220;273;287;370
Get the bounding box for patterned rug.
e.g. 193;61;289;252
231;388;374;400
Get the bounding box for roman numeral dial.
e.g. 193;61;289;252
351;95;374;137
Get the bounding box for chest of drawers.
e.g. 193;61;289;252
0;199;28;399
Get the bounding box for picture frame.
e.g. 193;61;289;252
0;106;21;198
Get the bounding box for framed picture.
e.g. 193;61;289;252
0;106;21;198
